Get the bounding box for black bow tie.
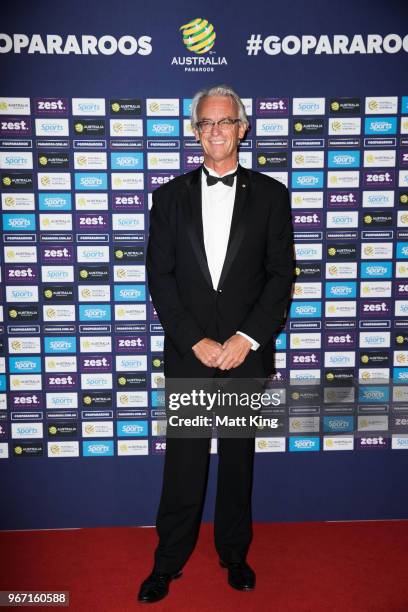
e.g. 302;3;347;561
202;166;237;187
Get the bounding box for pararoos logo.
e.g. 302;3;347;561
180;18;216;54
172;18;227;71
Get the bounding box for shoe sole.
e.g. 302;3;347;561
228;583;255;592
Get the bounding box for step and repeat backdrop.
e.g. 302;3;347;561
1;0;408;528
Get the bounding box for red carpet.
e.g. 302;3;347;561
1;521;408;611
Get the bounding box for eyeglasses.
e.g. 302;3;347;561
196;118;241;132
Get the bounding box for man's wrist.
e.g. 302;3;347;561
236;331;260;351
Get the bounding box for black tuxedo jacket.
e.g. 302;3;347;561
146;165;294;378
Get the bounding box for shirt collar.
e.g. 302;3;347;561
203;163;239;178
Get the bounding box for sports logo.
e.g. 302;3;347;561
180;18;216;54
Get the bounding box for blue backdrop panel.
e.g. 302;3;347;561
0;0;408;529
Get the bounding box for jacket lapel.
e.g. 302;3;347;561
217;165;252;289
184;168;213;288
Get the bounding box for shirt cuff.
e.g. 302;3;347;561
236;331;260;351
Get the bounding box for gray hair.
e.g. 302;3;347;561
190;85;249;130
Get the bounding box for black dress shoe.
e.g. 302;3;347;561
220;560;256;591
137;570;182;603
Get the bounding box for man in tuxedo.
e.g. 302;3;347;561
138;85;294;603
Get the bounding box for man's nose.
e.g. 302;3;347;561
210;121;221;134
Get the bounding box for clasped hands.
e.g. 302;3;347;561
192;335;251;370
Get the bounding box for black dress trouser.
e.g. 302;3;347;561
153;436;255;574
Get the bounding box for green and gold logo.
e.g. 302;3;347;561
180;18;216;54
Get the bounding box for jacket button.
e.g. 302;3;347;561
217;289;222;294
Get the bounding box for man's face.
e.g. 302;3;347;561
193;95;246;168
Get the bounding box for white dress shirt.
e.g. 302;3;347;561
201;165;259;351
